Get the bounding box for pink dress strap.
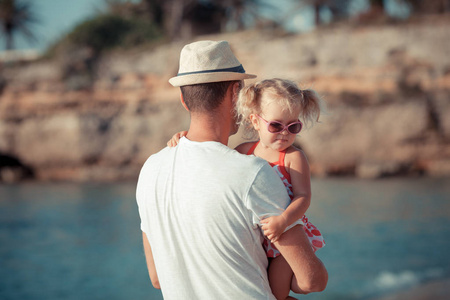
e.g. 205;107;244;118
246;141;292;187
269;150;291;184
246;141;259;155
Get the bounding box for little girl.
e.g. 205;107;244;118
168;78;325;299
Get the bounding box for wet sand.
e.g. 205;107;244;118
375;279;450;300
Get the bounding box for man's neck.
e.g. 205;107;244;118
183;84;238;146
186;112;231;145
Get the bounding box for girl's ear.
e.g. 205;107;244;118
249;114;260;131
180;93;189;111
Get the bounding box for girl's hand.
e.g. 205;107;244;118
261;214;288;243
167;131;188;147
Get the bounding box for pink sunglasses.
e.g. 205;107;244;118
256;115;303;134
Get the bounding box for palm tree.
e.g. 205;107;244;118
139;0;195;41
289;0;351;27
0;0;38;50
400;0;450;14
214;0;274;31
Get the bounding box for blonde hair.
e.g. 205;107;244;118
236;78;323;136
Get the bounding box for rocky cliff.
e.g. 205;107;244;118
1;17;449;182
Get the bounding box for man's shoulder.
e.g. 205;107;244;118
145;146;168;159
227;147;267;168
228;151;282;189
140;146;172;170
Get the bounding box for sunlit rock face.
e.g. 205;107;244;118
1;18;449;181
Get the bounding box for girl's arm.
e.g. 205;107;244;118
282;148;312;225
167;131;188;147
261;148;311;242
234;142;256;154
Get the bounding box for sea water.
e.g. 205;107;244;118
0;178;449;300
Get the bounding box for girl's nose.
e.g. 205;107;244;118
280;129;289;135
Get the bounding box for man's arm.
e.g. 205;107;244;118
273;225;328;293
142;232;160;289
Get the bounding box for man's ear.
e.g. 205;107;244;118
229;81;242;105
180;93;189;111
232;81;242;98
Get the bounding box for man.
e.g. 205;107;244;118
136;40;327;299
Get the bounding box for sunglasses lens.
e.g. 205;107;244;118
288;123;302;134
268;122;284;133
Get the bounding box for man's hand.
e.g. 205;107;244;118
261;214;288;243
167;131;188;147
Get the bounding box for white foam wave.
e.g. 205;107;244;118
373;271;420;290
371;268;445;292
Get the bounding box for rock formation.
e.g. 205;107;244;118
0;17;449;182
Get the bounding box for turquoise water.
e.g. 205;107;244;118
0;178;449;300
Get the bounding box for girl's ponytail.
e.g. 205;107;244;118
299;88;323;128
236;82;260;130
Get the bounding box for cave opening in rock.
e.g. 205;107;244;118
0;153;35;183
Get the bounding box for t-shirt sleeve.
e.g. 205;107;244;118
246;163;297;228
136;159;151;234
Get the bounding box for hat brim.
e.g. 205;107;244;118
169;72;256;87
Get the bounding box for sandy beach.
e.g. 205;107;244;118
375;279;450;300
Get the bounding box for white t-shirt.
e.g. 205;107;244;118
136;137;292;299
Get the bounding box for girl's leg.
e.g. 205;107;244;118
268;255;296;300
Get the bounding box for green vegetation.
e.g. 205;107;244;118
47;0;271;56
38;0;449;89
66;14;161;53
3;0;450;53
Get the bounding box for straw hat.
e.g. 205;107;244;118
169;40;256;87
